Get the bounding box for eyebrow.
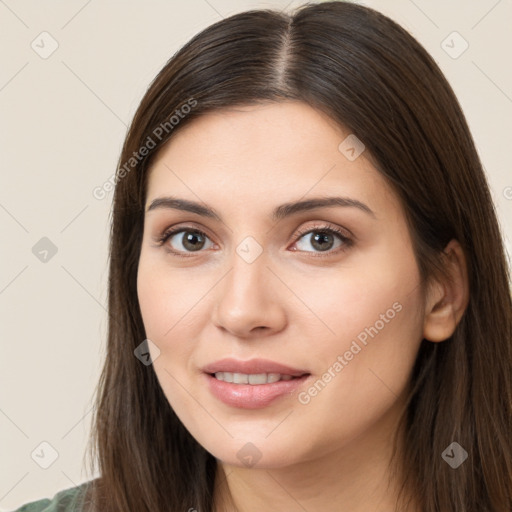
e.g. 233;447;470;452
146;195;376;221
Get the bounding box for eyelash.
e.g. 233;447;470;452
156;223;353;259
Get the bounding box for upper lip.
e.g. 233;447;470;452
202;358;309;377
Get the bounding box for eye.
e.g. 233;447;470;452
291;224;352;255
158;227;214;255
156;222;353;258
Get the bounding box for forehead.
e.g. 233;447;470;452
145;101;400;221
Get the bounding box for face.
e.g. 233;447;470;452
137;100;425;469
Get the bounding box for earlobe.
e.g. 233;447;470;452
422;239;470;342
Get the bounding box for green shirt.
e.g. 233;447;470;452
11;481;91;512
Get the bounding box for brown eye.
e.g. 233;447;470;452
293;227;350;254
162;229;214;253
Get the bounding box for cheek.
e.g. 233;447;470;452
137;254;203;339
284;253;421;357
137;262;168;337
328;234;423;347
300;260;424;426
136;257;199;405
136;254;216;389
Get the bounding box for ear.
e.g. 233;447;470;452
423;239;470;342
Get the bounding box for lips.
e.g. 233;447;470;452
202;358;309;377
213;372;294;384
202;358;311;409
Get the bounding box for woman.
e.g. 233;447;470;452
15;1;512;511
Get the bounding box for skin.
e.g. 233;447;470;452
137;101;469;511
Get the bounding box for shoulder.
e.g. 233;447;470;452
11;480;92;512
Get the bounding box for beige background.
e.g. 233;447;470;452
1;0;511;509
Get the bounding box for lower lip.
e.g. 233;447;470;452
205;373;310;409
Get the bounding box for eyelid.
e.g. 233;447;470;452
152;221;212;243
291;221;353;242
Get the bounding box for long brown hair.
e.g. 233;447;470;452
80;2;512;510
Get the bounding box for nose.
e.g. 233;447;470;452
211;250;288;338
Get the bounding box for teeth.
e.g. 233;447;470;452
233;372;248;384
214;372;297;384
249;373;268;384
266;373;281;384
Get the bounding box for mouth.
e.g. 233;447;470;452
202;357;309;378
210;372;307;384
202;358;311;409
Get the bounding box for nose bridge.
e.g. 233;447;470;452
212;237;286;335
223;241;270;308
